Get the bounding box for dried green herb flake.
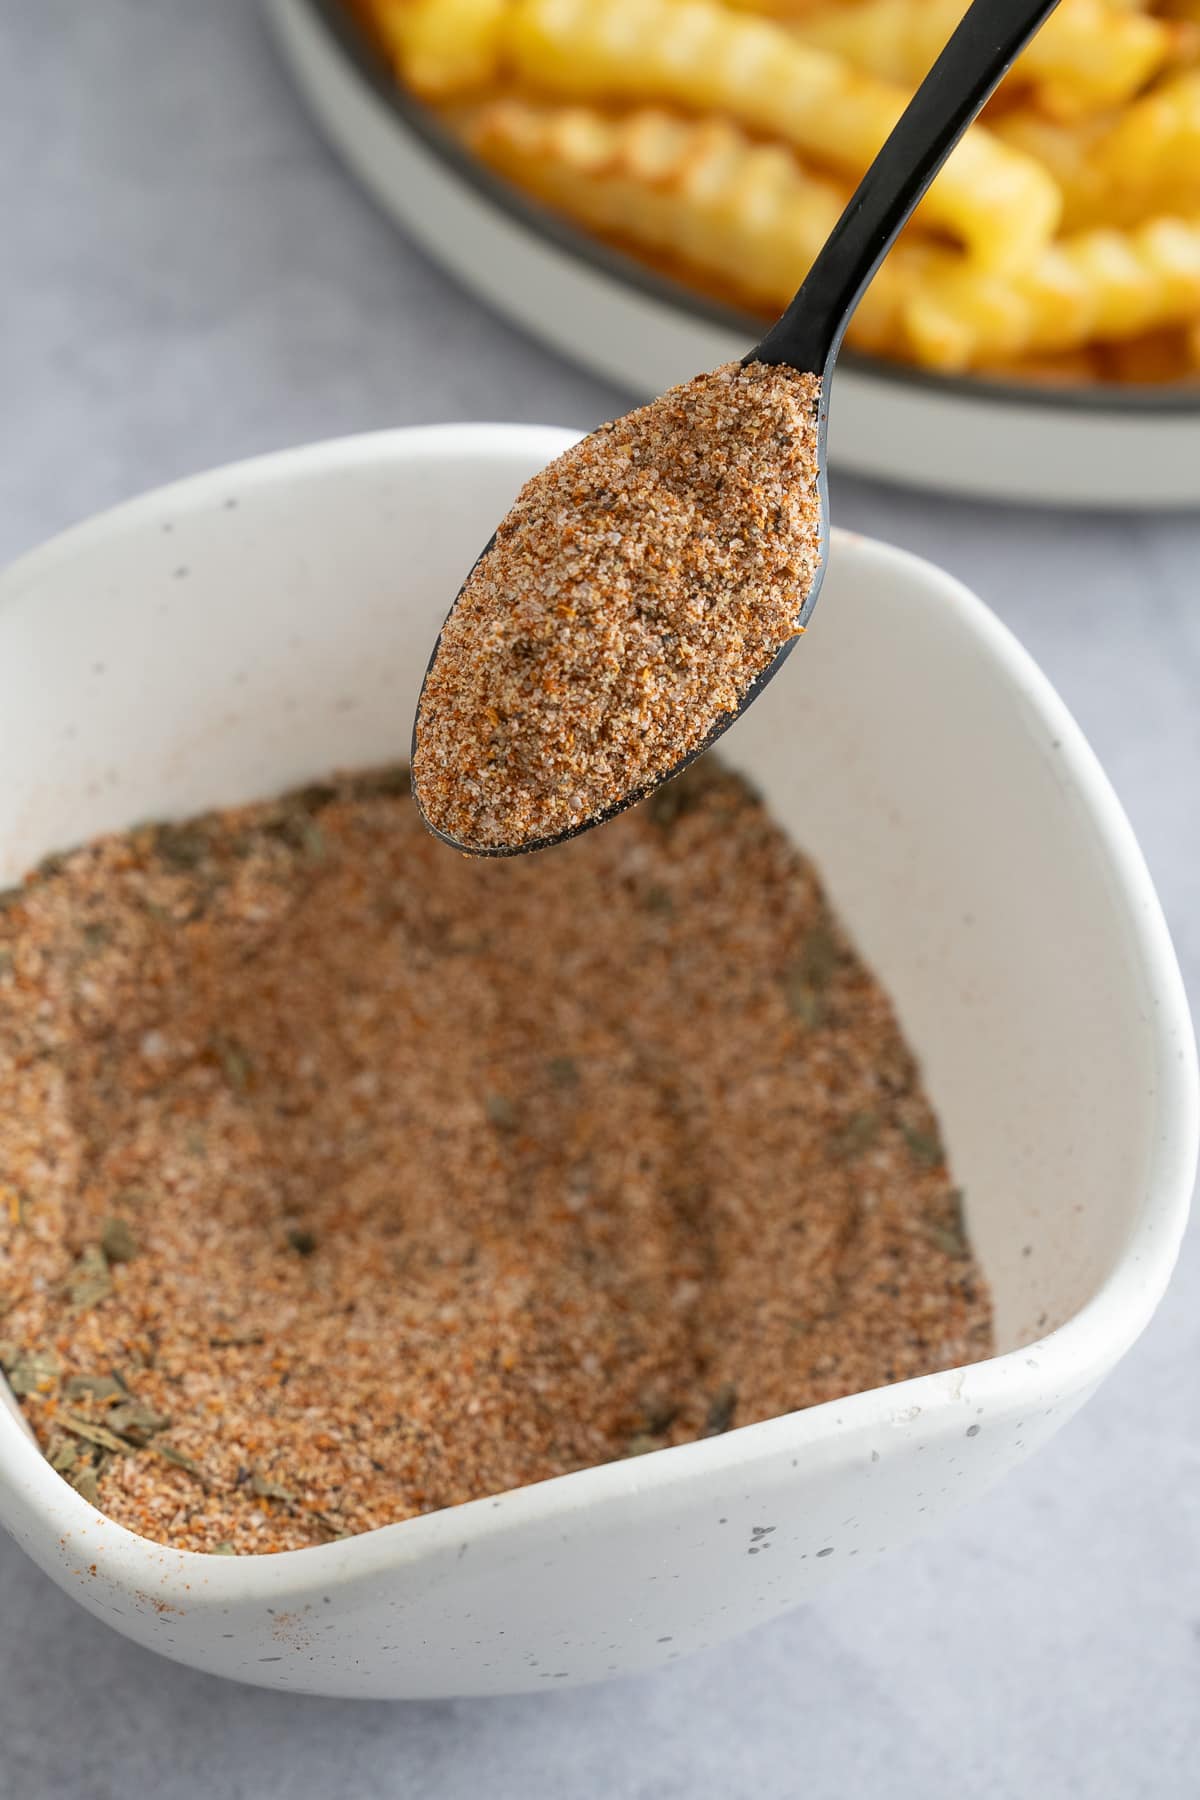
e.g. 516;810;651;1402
784;968;824;1027
48;1436;80;1473
213;1036;253;1094
67;1246;112;1309
108;1401;171;1441
484;1093;519;1132
5;1348;60;1396
706;1382;737;1434
100;1217;138;1264
641;1393;679;1434
925;1191;970;1259
926;1222;970;1259
250;1472;296;1503
903;1124;945;1168
641;884;674;915
833;1111;878;1159
800;921;838;989
64;1373;125;1402
68;1465;101;1505
153;823;209;869
60;1413;133;1455
153;1442;205;1479
310;1508;346;1538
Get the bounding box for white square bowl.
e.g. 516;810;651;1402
0;425;1194;1698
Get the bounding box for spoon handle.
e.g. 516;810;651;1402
751;0;1062;376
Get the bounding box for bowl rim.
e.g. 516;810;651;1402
0;421;1195;1609
295;0;1200;420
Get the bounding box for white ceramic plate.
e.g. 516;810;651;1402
0;424;1195;1697
265;0;1200;511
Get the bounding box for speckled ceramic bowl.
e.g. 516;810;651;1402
0;426;1194;1698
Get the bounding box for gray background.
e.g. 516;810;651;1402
3;5;1198;1795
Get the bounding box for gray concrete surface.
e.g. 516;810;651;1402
2;5;1198;1795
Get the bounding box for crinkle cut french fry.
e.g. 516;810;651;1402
373;0;507;96
503;0;1060;269
997;77;1200;230
792;0;1181;120
993;110;1120;230
1094;71;1200;184
463;100;920;351
902;214;1200;370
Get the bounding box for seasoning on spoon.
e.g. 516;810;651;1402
412;361;822;853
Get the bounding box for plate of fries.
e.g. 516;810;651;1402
267;0;1200;505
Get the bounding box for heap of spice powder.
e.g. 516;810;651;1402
0;760;990;1555
412;360;822;850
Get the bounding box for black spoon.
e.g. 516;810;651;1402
413;0;1062;856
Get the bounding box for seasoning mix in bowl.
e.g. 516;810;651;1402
0;756;989;1553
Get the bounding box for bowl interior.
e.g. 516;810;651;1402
0;426;1186;1360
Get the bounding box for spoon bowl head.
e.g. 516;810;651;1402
411;364;829;857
